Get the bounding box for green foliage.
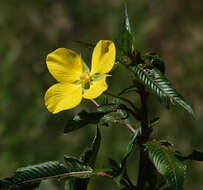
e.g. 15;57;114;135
122;5;135;55
144;53;166;74
64;110;106;133
0;161;67;190
1;3;202;190
145;141;186;190
81;126;101;167
65;127;101;190
131;64;194;117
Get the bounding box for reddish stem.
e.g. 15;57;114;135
90;99;136;134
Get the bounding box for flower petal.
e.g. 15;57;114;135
45;83;82;114
91;40;116;75
83;76;107;99
46;48;83;83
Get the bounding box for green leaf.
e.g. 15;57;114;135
81;126;101;168
0;161;68;190
123;128;141;159
95;95;108;105
64;157;92;178
118;86;139;96
132;64;194;117
108;132;140;188
64;128;101;190
145;53;166;74
149;117;160;128
64;110;106;133
122;4;135;54
74;40;95;49
145;141;186;190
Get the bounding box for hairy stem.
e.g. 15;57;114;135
8;170;113;189
137;88;151;190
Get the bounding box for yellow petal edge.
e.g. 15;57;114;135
45;83;82;114
91;40;116;75
46;48;83;83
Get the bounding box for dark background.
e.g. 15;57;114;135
0;0;203;189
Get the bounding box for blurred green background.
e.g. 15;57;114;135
0;0;203;189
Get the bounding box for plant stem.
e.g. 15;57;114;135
90;99;136;134
9;170;113;189
137;88;151;190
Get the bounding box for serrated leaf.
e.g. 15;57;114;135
0;161;68;190
123;4;135;54
64;110;106;133
145;141;186;190
132;64;194;117
64;157;92;178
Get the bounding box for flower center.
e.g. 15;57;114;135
79;72;91;89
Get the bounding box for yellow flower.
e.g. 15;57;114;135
44;40;116;114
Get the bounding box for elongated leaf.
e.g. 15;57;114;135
118;86;138;96
145;141;186;190
132;64;194;117
66;127;101;190
0;161;68;190
81;126;101;168
74;40;95;49
64;110;106;133
123;4;135;54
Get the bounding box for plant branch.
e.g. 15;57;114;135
90;99;136;134
7;170;113;189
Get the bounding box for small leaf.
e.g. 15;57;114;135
95;95;108;105
145;53;166;74
122;4;135;54
132;64;194;117
64;110;106;133
145;141;186;190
